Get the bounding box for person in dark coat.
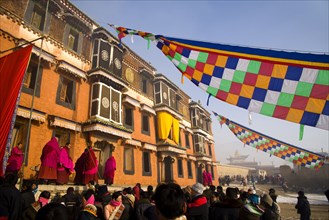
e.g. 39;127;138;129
0;173;22;220
209;187;243;220
21;180;36;212
35;203;69;220
295;191;311;220
186;183;208;220
135;191;152;220
153;183;187;220
260;193;277;220
63;187;81;220
22;190;51;220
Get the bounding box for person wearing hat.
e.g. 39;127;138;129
209;187;243;220
76;189;100;220
186;182;208;220
295;191;311;220
268;189;281;219
260;193;278;220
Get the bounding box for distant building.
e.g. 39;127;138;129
0;0;217;186
227;150;258;168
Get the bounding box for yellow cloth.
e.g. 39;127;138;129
157;111;180;144
157;111;173;140
172;117;180;144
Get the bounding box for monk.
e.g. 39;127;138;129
5;142;24;175
203;169;209;186
38;137;60;184
207;170;213;186
73;149;86;185
57;142;74;185
103;155;116;185
82;144;98;185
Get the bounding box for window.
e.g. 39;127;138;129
64;24;82;54
185;132;190;148
31;4;45;31
177;159;183;178
191;108;200;127
187;161;193;178
142;77;148;94
124;107;134;130
90;83;122;124
56;76;76;110
211;166;214;179
142;151;152;176
142;113;150;135
193;134;205;154
111;89;121;123
208;143;212;156
124;147;134;175
154;82;161;104
22;61;42;97
68;28;79;52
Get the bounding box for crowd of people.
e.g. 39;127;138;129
1;140;314;220
1;171;313;220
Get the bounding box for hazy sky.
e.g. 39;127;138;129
71;0;329;166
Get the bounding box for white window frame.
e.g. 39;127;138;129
90;82;122;124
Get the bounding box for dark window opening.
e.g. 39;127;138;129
142;114;150;135
31;5;45;31
68;28;79;52
187;161;193;178
142;78;148;94
185;133;190;148
178;159;183;178
124;107;133;130
142;151;151;176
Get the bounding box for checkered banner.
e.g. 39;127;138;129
110;25;329;130
213;112;325;168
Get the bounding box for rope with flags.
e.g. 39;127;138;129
213;111;325;169
109;24;329;131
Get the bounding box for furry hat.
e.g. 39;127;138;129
191;183;204;195
261;193;273;207
126;194;135;207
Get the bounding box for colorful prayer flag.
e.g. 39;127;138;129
213;111;325;169
110;25;329;131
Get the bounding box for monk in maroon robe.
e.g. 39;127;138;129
5;142;24;175
38;137;60;184
82;145;98;185
103;156;116;185
73;149;86;185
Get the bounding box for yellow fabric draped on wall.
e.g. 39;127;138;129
157;111;180;144
172;117;180;144
157;111;173;140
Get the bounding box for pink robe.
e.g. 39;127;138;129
57;146;74;184
5;146;24;173
38;137;60;180
207;171;213;186
58;146;74;172
103;156;116;185
203;170;209;186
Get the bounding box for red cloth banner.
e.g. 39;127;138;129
0;45;33;176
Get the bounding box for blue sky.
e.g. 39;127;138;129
72;0;329;166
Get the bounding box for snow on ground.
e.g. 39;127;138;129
277;193;329;205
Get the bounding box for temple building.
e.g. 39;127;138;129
0;0;217;186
